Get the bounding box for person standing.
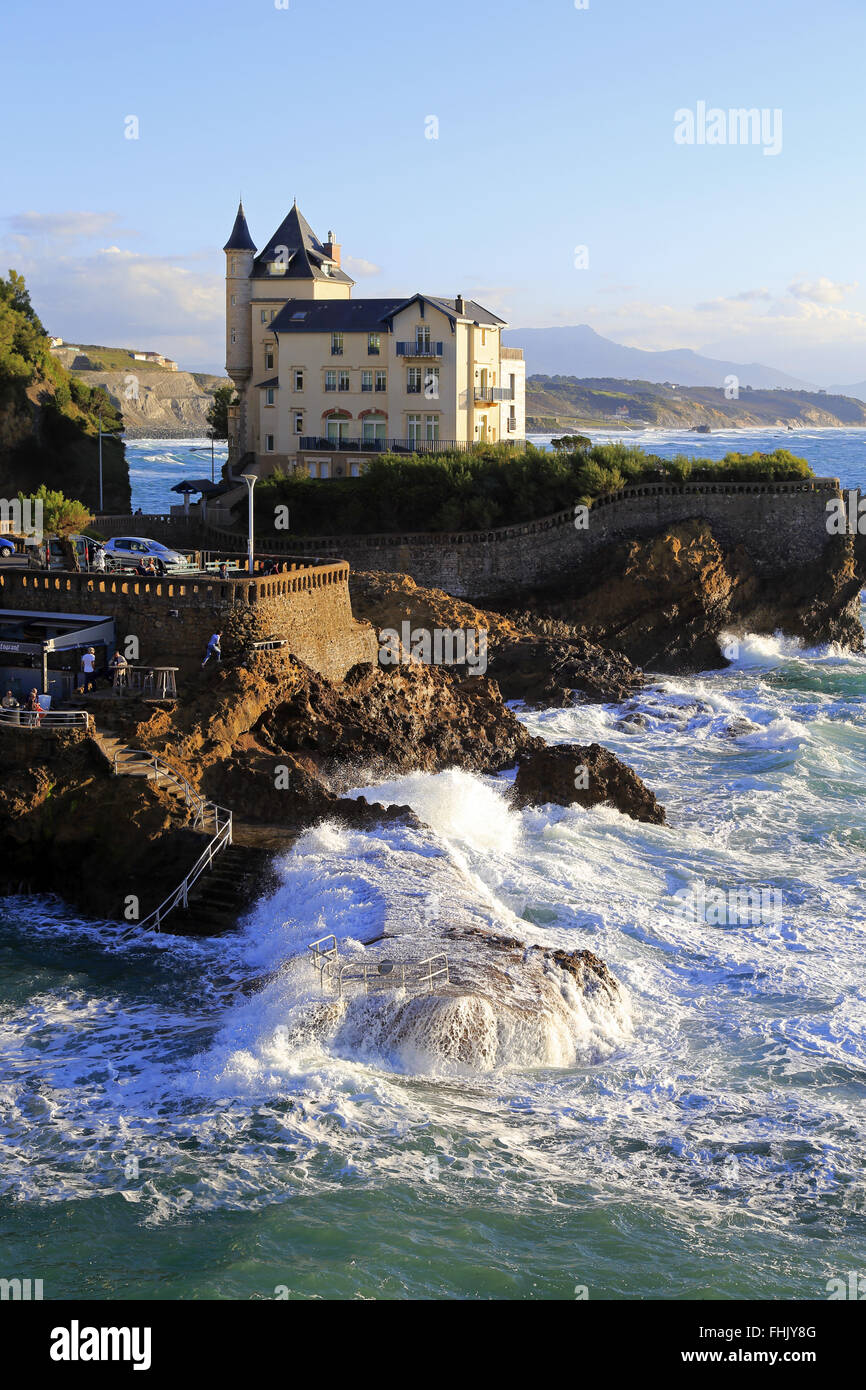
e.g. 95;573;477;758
109;650;129;694
24;688;43;727
92;545;106;573
201;631;222;668
80;647;96;693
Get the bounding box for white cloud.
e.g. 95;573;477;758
343;254;381;278
5;211;134;246
788;276;857;305
1;220;225;368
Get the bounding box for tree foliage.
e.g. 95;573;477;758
18;484;92;536
0;270;48;385
206;384;236;439
253;442;814;536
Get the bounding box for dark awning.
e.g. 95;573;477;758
171;479;226;496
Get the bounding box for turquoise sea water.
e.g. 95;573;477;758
2;429;866;1300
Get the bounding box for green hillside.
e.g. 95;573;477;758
0;272;130;512
526;375;866;431
60;344;178;372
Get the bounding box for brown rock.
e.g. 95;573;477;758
511;741;666;824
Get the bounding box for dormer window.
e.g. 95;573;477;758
268;261;287;276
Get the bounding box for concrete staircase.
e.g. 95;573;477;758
92;728;258;935
176;844;275;934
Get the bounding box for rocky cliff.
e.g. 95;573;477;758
68;368;231;438
508;520;863;670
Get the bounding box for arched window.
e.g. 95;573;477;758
323;408;351;444
361;410;387;446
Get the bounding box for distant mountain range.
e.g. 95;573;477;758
829;380;866;402
503;324;817;391
525;376;866;432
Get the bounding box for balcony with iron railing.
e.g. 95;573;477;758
396;341;443;358
298;436;525;454
474;385;514;403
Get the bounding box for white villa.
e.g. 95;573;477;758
223;201;525;478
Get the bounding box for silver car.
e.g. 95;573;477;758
102;536;189;573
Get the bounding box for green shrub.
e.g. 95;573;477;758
252;443;816;536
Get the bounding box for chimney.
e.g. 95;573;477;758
324;231;341;267
455;293;466;314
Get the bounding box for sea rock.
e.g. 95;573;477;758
510;741;666;824
349;568;644;705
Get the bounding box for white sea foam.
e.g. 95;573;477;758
1;628;865;1241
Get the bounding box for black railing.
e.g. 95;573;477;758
298;436;526;454
396;341;443;357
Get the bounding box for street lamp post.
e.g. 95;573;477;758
98;412;104;513
242;472;257;575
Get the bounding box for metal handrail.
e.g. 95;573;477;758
112;748;219;830
307;934;339;983
474;386;514;402
418;954;450;989
0;707;92;729
134;813;233;934
105;743;232;934
308;939;449;1000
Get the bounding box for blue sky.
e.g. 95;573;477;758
2;0;865;380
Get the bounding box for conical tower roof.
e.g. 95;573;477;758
223;201;257;253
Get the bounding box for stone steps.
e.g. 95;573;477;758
92;727;253;933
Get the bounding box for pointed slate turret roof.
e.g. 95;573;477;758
251;202;353;284
223;201;257;253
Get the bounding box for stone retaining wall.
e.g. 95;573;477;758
205;477;846;598
0;563;377;683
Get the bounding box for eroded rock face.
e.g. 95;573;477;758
349;568;644;705
0;729;207;918
487;630;642;705
511;741;666;825
264;659;536;782
507;522;864;670
122;649;538;828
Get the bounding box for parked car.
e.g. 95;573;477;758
0;537;16;559
23;533;95;569
101;537;190;573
